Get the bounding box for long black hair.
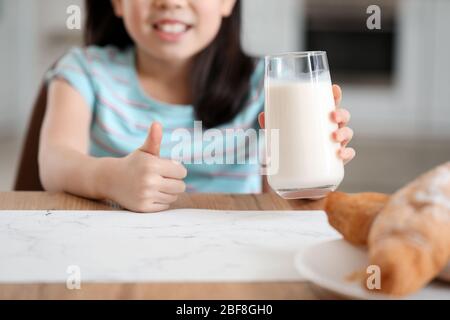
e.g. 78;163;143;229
84;0;256;129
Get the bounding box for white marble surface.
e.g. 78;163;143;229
0;209;339;283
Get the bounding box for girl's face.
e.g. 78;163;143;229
112;0;237;62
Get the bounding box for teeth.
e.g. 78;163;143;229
157;23;188;34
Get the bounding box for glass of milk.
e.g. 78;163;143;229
264;51;344;199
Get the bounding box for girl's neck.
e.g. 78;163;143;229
135;47;193;105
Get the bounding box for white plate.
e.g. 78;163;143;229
294;239;450;300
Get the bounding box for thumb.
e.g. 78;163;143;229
140;121;163;156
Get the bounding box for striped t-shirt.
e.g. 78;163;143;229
46;46;265;193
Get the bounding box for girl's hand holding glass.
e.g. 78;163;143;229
329;85;355;165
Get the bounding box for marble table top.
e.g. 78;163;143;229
0;209;340;283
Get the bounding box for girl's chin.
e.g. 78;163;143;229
143;46;197;63
140;39;205;62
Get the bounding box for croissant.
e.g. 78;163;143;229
324;192;389;246
367;162;450;296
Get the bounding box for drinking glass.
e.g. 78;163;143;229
264;51;344;199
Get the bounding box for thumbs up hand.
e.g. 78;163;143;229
108;122;187;213
140;121;163;156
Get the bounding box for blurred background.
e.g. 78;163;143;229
0;0;449;193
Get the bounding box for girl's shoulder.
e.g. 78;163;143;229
46;45;135;108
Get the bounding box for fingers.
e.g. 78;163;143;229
152;158;187;179
330;86;356;162
338;147;356;165
160;178;186;194
332;84;342;106
132;182;184;213
331;108;351;128
154;191;179;205
140;121;163;156
132;182;183;213
139;121;187;178
258;112;265;129
333;127;354;145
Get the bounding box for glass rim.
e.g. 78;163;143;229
265;51;327;60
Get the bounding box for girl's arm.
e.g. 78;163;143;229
39;79;187;212
39;79;104;198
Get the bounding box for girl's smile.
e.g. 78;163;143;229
152;19;194;42
112;0;237;62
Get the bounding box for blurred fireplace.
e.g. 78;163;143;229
304;0;398;84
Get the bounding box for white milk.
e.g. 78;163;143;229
265;77;344;199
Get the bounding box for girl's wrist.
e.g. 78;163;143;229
92;157;121;201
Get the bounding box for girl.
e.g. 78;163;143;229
39;0;355;213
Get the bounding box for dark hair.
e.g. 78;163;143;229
84;0;256;128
